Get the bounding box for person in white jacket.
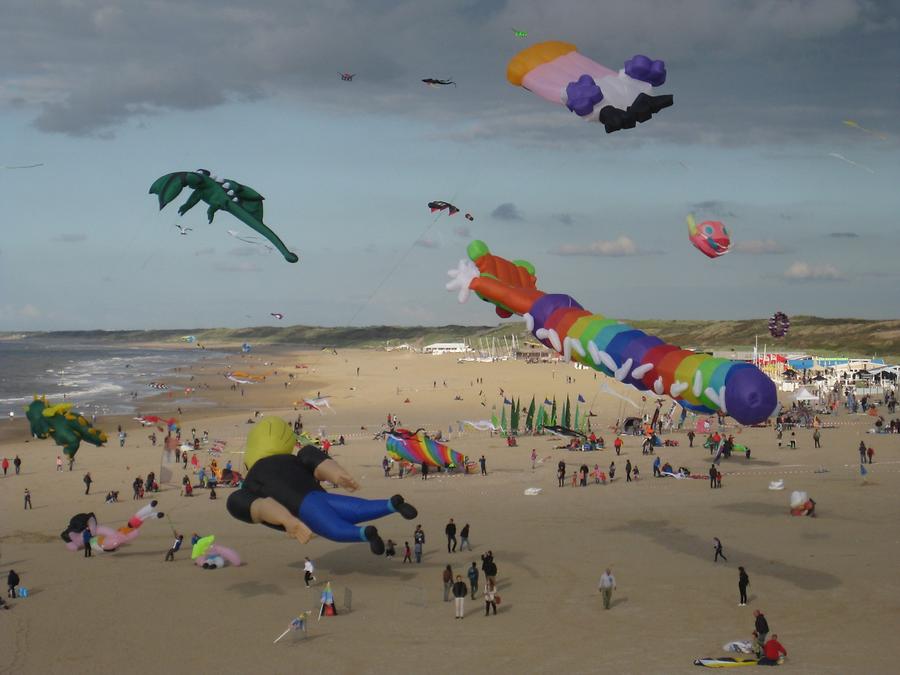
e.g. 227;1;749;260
303;557;316;588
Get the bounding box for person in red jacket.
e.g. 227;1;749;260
758;634;787;666
613;437;623;456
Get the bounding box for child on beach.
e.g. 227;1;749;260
402;542;412;563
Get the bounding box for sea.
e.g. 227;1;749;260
0;339;225;418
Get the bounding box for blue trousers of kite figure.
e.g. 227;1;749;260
299;492;401;543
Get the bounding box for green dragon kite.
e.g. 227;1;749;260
25;397;107;459
149;169;299;263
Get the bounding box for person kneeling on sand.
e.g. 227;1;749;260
757;634;787;666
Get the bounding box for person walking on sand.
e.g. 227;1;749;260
459;523;471;551
858;441;866;464
531;448;537;470
1;457;8;475
421;463;429;481
709;464;717;488
479;455;487;476
598;568;616;610
713;537;727;562
484;580;498;616
82;527;92;557
452;574;467;619
614;436;622;455
303;557;316;587
467;562;479;600
813;428;821;448
23;488;32;510
446;518;457;553
402;541;412;563
867;446;874;464
625;459;632;482
56;456;63;472
653;456;661;478
442;565;453;602
83;472;93;495
13;455;21;475
738;566;750;606
688;430;695;447
557;462;566;487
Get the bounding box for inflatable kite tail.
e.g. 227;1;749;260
207;544;242;567
224;202;299;264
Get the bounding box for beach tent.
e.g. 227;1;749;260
793;388;819;402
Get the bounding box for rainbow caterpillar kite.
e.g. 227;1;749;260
386;429;464;468
446;241;778;425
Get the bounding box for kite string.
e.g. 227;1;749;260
345;146;479;326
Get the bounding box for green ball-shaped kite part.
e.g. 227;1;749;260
467;240;490;261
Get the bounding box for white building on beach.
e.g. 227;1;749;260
423;342;471;355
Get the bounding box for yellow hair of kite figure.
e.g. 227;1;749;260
507;41;576;86
44;403;74;417
243;417;297;471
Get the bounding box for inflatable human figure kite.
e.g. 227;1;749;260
446;241;778;425
61;502;164;552
226;418;419;556
149;170;299;263
25;397;107;460
507;41;673;133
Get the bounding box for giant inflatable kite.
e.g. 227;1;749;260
446;241;778;425
226;417;419;555
149;170;299;263
507;41;673;133
687;214;731;258
25;397;107;459
61;502;164;553
386;428;464;469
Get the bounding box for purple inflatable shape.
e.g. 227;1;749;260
724;367;778;426
565;75;604;117
624;55;667;87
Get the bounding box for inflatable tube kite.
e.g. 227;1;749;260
447;241;778;425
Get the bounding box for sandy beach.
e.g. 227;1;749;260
1;347;898;675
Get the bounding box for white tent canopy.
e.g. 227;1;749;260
793;388;819;402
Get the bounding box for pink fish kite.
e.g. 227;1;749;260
687;214;731;259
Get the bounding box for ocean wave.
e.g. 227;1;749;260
0;382;125;406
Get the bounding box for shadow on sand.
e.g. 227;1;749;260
611;519;841;591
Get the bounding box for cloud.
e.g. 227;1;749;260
732;239;787;255
453;226;471;238
829;231;859;238
689;200;737;219
552;235;651;257
555;213;574;226
213;261;261;273
414;237;440;249
53;233;87;243
491;202;523;221
194;247;216;256
20;304;41;318
783;261;844;281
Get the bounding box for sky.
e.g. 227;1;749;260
1;0;898;331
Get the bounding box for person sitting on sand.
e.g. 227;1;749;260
757;634;787;666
